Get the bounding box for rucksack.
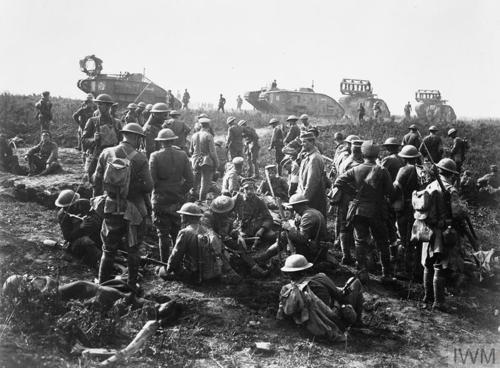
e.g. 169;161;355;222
103;147;138;199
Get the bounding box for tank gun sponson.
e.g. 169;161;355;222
340;79;373;97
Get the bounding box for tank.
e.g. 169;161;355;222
414;89;456;124
76;55;181;108
244;84;344;119
338;79;390;121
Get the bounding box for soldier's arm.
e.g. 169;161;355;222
226;127;232;147
166;230;188;273
82;119;96;148
382;167;395;197
92;150;106;195
302;157;322;199
334;167;356;194
72;108;82;125
207;135;219;168
136;156;154;194
149;153;158;186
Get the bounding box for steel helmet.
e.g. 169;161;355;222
232;156;244;165
127;103;138;110
409;124;418;130
151;102;169;113
447;128;457;136
398;145;421;159
241;177;256;188
199;117;211;125
94;94;114;104
198;113;209;119
137;102;146;108
287;193;309;206
226;116;236;125
436;158;459;175
86;93;94;101
177;202;203;216
299;132;315;141
155;128;178;141
361;141;380;158
345;135;361;143
334;132;344;141
299;114;309;121
286;115;298;122
169;110;180;117
280;254;313;272
237;120;247;127
268;118;279;125
429;125;439;132
55;189;80;207
145;104;153;111
382;137;400;146
120;123;145;136
210;196;235;213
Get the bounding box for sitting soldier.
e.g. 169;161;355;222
222;156;244;195
214;139;228;179
54;189;103;268
25;131;61;176
258;164;289;201
276;255;364;342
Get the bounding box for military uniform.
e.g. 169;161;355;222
143;116;163;158
26;140;61;175
73;103;96;150
450;137;468;172
150;146;193;262
284;124;301;145
0;135;23;174
270;125;285;174
298;147;327;217
222;167;242;195
191;128;219;200
182;91;190;109
162;119;191;151
288;207;327;263
402;131;421;149
35;97;53;131
419;134;443;163
93;141;153;287
226;124;244;159
122;110;139;125
234;193;274;238
242;125;260;178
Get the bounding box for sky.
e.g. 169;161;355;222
1;0;499;118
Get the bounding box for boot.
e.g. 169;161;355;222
98;252;115;284
432;268;446;311
389;242;398;263
158;236;172;263
379;245;394;282
422;267;434;303
340;233;355;265
127;248;141;293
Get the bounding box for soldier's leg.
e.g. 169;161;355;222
153;210;172;263
127;221;144;289
369;217;392;277
99;215;126;284
251;146;260;178
199;166;213;201
353;216;370;272
84;156;98;183
27;155;44;175
40;162;62;176
276;149;284;176
338;197;354;264
193;169;201;197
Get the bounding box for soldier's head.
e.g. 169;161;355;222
300;132;315;152
120;123;145;149
136;102;146;113
429;126;439;135
490;165;497;173
398;145;421;164
232;157;244;174
345;135;361;153
268;118;279;128
287;193;309;215
241;178;256;198
299;114;309;126
351;140;363;159
127;103;138;113
409;124;418;132
42;91;50;99
307;126;319;138
265;164;277;177
436;158;459;178
155;128;177;148
227;116;236;126
286;115;298;125
361;141;380;161
169;110;181;119
334;132;344;144
382;137;401;154
150;103;169;121
447;128;457;138
210;196;235;217
280;254;313;281
86;93;94;102
199;117;211;130
177;202;203;225
110;102;119;115
41;131;51;143
94;94;114;115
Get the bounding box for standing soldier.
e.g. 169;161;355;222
357;102;365;124
72;93;96;151
191;118;219;201
162;110;190;151
35;91;53;132
143;104;153;122
214;140;227;179
150;128;194;264
122;103;139;125
82;94;121;183
182;89;190;110
419;126;443;163
239;120;260;178
373;101;382;122
136;102;146;126
298;114;310;131
93;123;153;292
236;95;243;110
268;118;284;175
298;131;327;217
143;103;169;158
404;101;412;121
402;124;421;149
447;128;468;172
334;141;395;282
284;115;301;145
282;143;301;197
218;94;226;113
166;90;175;109
226;116;244;160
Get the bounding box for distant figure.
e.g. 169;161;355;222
0;133;26;175
402;124;421;149
447;128;469;172
236;95;243;111
218;94;226;113
166;90;175;110
136;102;146;126
25;131;61;176
404;101;412;120
122;103;139;125
182;89;190;110
35;91;53;132
419;126;443;163
357;102;365;123
72;93;96;151
373;101;382;121
271;79;277;89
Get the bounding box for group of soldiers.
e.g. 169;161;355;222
0;90;496;342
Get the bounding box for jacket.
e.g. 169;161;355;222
191;128;219;169
226;125;244;153
27;140;58;164
298;147;327;216
234;193;273;236
143;116;163;158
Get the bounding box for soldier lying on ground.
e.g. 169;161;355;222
25;131;62;176
276;255;363;342
54;189;103;268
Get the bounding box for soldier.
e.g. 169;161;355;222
239;120;260;178
226;116;244;160
419;158;466;311
402;124;421;149
334;132;345;152
93;123;153;291
217;94;226;113
447;128;468;172
222;156;244;195
191;117;219;201
284;115;301;145
182;89;190;110
373;101;382;122
72;93;96;151
150;128;194;263
331;135;360;180
162;110;190;151
459;170;476;203
298;131;327;217
393;145;421;275
334;141;395;282
357;102;365;123
143;103;168;158
82;94;121;182
122;103;139;125
258;164;289;200
54;189;102;268
419;126;443;163
404;101;412;120
271;79;278;89
381;138;404;181
136;102;147;126
143;104;153;122
233;178;275;248
268;118;285;175
299;114;310;131
0;133;25;175
25;131;61;176
35;91;53;132
110;102;120;121
282;143;301;197
236;95;243;110
478;164;499;189
166;90;175;109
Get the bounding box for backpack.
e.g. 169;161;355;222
103;147;138;199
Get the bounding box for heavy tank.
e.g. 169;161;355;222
76;55;181;108
244;85;344;119
414;90;456;124
338;79;390;121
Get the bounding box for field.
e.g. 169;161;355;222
0;93;499;367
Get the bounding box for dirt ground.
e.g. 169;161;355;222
0;146;499;368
